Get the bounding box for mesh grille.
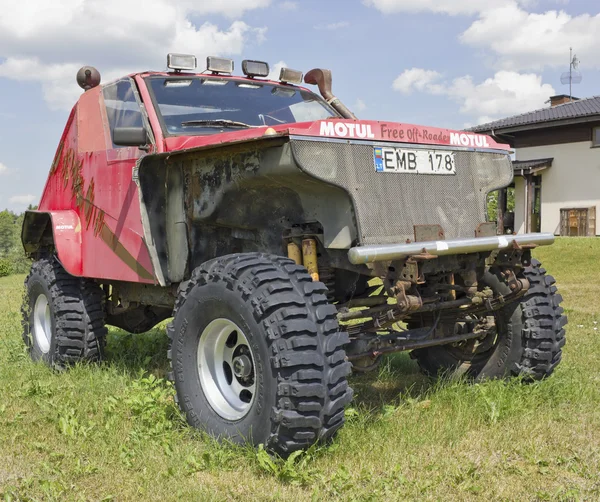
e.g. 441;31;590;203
291;139;513;245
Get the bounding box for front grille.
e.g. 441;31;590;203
290;139;513;245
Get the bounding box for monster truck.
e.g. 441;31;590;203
21;54;566;456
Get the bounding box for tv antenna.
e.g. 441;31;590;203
560;47;582;100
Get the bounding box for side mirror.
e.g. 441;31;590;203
113;126;148;147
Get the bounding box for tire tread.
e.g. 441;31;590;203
167;252;353;456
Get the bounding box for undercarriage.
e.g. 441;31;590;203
281;222;539;374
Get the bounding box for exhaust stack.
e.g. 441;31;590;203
304;68;357;119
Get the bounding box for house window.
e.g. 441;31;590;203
593;126;600;147
560;207;596;236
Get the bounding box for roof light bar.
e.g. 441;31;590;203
206;56;234;74
167;53;197;71
242;60;269;78
279;67;303;84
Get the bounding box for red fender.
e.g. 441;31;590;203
22;210;83;276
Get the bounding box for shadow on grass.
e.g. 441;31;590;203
103;324;438;412
349;352;436;411
104;325;171;377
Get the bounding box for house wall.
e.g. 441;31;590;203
516;141;600;235
513;177;526;234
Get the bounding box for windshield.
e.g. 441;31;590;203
145;76;338;135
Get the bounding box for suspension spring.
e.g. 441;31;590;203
319;266;336;303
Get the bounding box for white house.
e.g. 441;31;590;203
472;94;600;236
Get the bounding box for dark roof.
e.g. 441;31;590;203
512;158;553;175
549;94;579;100
470;96;600;133
513;158;553;169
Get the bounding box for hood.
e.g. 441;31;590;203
162;119;511;155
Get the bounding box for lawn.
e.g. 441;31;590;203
1;238;599;501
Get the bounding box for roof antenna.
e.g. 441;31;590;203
560;47;582;101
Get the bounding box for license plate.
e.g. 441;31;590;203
374;147;456;175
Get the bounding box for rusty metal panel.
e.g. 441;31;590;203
475;222;498;237
414;224;445;242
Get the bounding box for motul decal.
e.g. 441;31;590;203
55;225;74;230
319;121;375;139
294;120;509;150
449;133;490;148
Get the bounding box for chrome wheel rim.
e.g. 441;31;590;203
33;294;52;354
197;318;257;421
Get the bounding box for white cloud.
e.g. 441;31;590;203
393;68;555;124
353;98;367;112
191;0;272;18
0;163;8;175
364;0;539;16
314;21;350;30
0;0;269;110
364;0;494;16
9;194;36;205
448;71;555;122
365;0;600;72
392;68;443;94
460;4;600;70
280;1;298;10
0;58;84;111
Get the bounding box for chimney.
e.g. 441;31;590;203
549;94;579;107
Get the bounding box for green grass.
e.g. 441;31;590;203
1;238;599;501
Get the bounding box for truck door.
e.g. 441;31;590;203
80;78;156;282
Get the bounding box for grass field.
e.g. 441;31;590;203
1;238;599;501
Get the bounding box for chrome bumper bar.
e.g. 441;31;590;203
348;233;555;265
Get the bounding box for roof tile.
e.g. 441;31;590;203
470;96;600;132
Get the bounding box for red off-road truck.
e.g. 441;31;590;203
21;54;566;456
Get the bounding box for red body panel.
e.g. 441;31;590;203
40;210;83;275
37;85;154;282
35;71;509;284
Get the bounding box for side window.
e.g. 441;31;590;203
103;79;143;148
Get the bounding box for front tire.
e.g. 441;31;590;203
412;259;567;381
167;253;353;456
22;258;107;368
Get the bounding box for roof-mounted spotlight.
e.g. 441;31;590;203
242;60;269;78
206;56;234;74
279;67;303;84
167;53;197;72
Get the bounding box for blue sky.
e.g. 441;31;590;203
0;0;598;212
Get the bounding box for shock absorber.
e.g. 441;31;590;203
287;236;335;302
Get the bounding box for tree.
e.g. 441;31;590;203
0;210;16;256
0;209;32;275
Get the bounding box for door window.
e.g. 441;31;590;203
103;79;143;148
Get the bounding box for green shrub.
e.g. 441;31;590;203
8;248;31;274
0;258;12;277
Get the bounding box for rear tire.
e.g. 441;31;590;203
167;253;353;457
22;257;107;368
412;259;567;381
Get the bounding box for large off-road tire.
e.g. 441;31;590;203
167;253;353;457
22;257;107;368
412;259;567;381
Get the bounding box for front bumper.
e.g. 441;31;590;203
348;232;555;265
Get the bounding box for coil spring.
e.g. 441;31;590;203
319;266;336;303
